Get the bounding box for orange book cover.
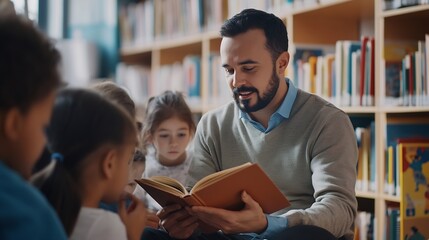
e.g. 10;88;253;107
135;163;290;232
136;162;290;213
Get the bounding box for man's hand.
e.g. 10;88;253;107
146;209;160;228
157;204;199;239
188;191;267;234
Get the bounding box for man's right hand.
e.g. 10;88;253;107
146;210;160;229
157;204;199;239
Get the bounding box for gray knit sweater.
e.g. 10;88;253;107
188;89;358;239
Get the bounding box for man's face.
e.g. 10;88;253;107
220;29;280;113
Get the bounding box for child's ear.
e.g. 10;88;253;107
100;149;117;179
2;108;23;141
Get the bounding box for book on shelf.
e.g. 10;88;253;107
369;38;375;107
384;40;417;106
385;206;400;240
382;0;401;10
383;0;428;10
354;211;374;240
354;121;376;193
384;119;429;196
356;126;371;192
359;37;375;107
183;55;202;105
135;162;290;231
426;34;429;105
336;40;361;106
292;46;324;92
398;142;429;239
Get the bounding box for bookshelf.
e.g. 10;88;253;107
118;0;429;239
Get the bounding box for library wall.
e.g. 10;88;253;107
117;1;429;239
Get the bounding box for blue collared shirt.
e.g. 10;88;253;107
239;78;298;133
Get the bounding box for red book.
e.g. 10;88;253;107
369;37;375;105
359;36;369;106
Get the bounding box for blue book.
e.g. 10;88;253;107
183;55;201;101
293;47;323;89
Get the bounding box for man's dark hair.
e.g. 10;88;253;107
0;16;61;113
220;8;288;62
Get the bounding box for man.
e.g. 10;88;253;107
142;8;357;240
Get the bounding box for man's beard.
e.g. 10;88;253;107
233;70;280;113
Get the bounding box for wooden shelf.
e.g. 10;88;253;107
342;106;378;114
121;30;221;57
356;190;377;199
381;193;401;203
382;4;429;18
292;0;373;44
380;106;429;113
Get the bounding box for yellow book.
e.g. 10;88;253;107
398;142;429;239
387;146;394;195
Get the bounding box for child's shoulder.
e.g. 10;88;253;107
0;161;67;239
0;161;52;210
71;207;126;240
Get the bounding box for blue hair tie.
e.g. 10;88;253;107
51;153;64;163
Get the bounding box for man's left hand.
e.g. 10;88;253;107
188;191;267;234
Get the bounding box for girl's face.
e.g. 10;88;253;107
151;117;191;166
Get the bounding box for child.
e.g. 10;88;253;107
91;81;144;193
134;90;196;212
91;81;160;228
0;16;67;239
34;88;147;240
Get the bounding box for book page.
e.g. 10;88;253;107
191;162;252;192
136;177;188;196
150;176;187;193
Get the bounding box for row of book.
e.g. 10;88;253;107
384;35;429;107
292;36;375;107
116;55;202;107
115;63;151;104
116;53;234;108
226;0;342;18
117;37;427;108
119;0;350;50
119;0;155;48
382;0;429;11
227;0;291;18
119;0;225;49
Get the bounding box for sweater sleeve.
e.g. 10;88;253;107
284;110;358;239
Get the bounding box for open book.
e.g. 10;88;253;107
135;162;290;214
